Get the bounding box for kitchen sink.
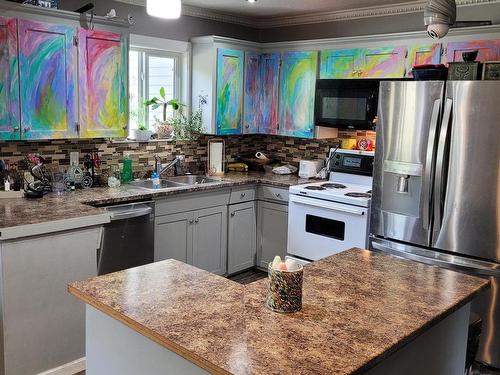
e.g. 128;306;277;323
130;179;185;190
166;175;220;185
130;175;220;191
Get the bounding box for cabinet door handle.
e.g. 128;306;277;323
195;218;199;224
12;126;20;132
188;219;194;224
23;125;30;133
240;193;246;199
230;212;235;217
276;193;282;199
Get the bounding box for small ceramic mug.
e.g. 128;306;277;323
266;263;304;313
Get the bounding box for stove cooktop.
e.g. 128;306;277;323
290;180;372;207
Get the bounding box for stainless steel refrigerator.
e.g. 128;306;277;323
370;80;500;370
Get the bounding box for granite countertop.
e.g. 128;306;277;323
0;172;315;232
68;248;490;375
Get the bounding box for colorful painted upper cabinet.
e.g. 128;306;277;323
259;53;280;135
446;40;500;62
18;20;78;139
216;48;244;136
320;48;360;79
359;47;406;78
79;29;128;138
243;52;261;134
406;43;442;75
0;17;20;141
278;51;318;139
320;47;406;79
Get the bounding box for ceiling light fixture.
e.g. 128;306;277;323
147;0;182;19
246;0;257;3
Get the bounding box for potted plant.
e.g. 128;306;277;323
132;124;153;142
144;87;183;139
170;95;206;140
129;108;152;141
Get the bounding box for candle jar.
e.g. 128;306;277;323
266;263;303;313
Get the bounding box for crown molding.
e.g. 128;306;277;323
116;0;500;29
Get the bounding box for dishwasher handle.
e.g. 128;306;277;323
108;205;153;221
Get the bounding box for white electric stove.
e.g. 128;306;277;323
287;150;374;263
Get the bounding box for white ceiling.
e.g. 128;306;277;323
116;0;497;28
180;0;413;18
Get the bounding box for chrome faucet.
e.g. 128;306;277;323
154;155;184;177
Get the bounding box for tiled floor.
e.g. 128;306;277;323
228;268;267;285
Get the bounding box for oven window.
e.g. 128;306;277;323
305;215;345;240
322;97;367;121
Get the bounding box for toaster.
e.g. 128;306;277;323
298;160;324;178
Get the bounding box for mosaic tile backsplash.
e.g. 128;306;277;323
0;134;339;181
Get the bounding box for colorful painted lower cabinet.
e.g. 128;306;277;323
78;29;128;138
243;52;261;134
19;20;78;139
278;51;318;139
259;53;280;135
216;48;244;136
0;17;20;141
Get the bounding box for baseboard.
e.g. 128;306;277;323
37;358;86;375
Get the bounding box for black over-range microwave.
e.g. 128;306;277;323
314;79;381;131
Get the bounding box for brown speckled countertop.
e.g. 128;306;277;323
68;248;490;375
0;172;315;232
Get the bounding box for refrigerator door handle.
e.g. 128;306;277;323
433;98;453;237
422;99;441;230
370;238;500;277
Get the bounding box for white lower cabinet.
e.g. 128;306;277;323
257;200;289;269
192;206;227;275
227;201;257;275
154;211;193;264
0;226;102;375
155;206;227;275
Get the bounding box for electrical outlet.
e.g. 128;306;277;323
70;152;79;166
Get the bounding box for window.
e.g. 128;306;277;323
129;48;181;132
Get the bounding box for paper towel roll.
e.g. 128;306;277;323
255;152;268;160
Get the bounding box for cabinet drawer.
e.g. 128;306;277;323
260;186;289;203
155;189;231;217
229;187;256;204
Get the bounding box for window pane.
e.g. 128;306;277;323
147;55;175;128
128;50;141;131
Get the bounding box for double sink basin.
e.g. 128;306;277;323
130;175;220;191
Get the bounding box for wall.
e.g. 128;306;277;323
259;3;500;42
59;0;260;42
0;135;336;184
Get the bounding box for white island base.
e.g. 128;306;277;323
85;303;471;375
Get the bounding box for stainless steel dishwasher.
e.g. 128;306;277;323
98;201;155;275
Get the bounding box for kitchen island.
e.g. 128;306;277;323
69;248;489;375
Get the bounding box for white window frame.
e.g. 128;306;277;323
128;34;191;134
131;47;182;127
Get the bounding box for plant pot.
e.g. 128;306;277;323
155;122;174;139
131;129;152;142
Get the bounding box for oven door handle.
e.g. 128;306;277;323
290;195;366;216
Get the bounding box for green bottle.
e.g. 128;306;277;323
121;152;133;183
